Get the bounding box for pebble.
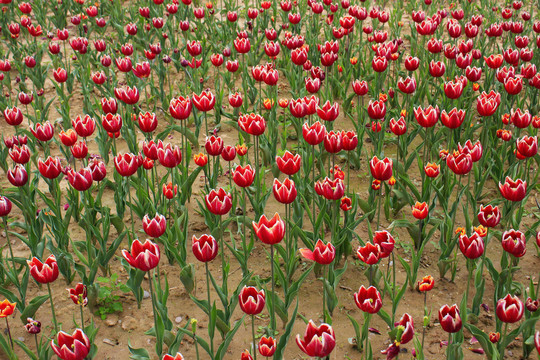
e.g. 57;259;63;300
17;337;25;342
175;316;183;324
143;291;150;299
105;315;118;327
121;316;138;331
103;338;118;346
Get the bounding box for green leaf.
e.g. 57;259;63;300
20;294;50;323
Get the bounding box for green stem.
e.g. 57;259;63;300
47;283;59;333
5;318;13;350
270;244;275;331
252;315;258;360
205;262;214;355
3;217;19;286
80;304;84;329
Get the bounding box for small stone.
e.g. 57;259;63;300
175;316;183;324
17;337;25;342
143;291;150;299
105;315;118;327
121;316;138;331
103;338;118;346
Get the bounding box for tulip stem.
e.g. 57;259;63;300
148;272;161;356
219;215;225;282
127;180;136;245
47;283;59;333
205;262;214;355
5;317;13;350
270;244;276;332
34;334;39;353
376;187;382;231
421;291;426;351
242;188;248;269
80;304;84;329
252;314;258;360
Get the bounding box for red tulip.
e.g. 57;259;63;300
412;202;429;219
221;145;236;162
477;205;501;228
439;304;462;333
205;188;232;215
302;121;326;145
357;242;380;265
276;151;301;175
459;233;484;259
446;151;472;175
162;353;184;360
510;108;531;128
397;76;417;94
67;168;93;191
169;96;192;120
273;178;297;204
354;285;382;313
71;141;88;159
239;286;265;315
192;90;215;112
38;156;62;179
516;135;538;158
440;108;466;129
372;230;395;258
476;91;501;117
233;165;254;187
192;234;219;262
341;131;358;151
395;313;414;344
316;101;339;122
114;85;139;104
101;97;118;114
458;140;483;162
320;130;342;154
9;144;30;164
389;117;407;136
499;177;526;202
370;156;393;181
414;105;439;128
352;79;369;95
241;350;253;360
296;321;336;358
315;177;345;200
53;68;67;83
158;143;182;168
0;300;16;318
89;158;107;181
122;239;160;272
367;100;386;119
50;329;90;360
68;283;88;306
30;121;54;142
424;163;440;178
429;60;446;77
252;213;285;245
28;255;59;284
258;336;276;357
501;230;526;258
114;153;139;176
101;113;122;133
299;239;335;265
3;106;24;126
0;196;12;217
496;294;524;323
205;136;224;156
238;113;266;136
228;92;243;108
7;164;28;187
143;214;166;238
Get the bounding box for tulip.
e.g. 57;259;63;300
239;286;266;315
302;121;326;145
89;158;107;181
276;151;301;175
440;108;466;129
446;151;472;175
9;144;30;164
476;90;501;117
412;202;429;219
354;285;382;313
30;121;54;142
233;165;254;188
501;230;526;258
499;177;526;202
273;178;297;204
516;136;538;158
252;213;285;245
389;117;407;136
496;294;524;323
418;275;434;292
205;136;224;156
162;353;184;360
114;153;140;177
372;230;395;258
192;90;215;112
157;143;182;168
50;329;91;360
193;153;208;167
296;321;336;358
370;156;393;181
357;242;380;265
424;163;440;178
299;239;335;265
367;99;386;119
143;214;166;238
459;233;484;259
205;188;232;216
477;205;500;228
439;304;462;333
122;239;160;272
414;105;439;127
395;313;414;344
3;107;24;126
238;113;266;136
192;234;219;263
0;299;15;318
526;297;539;312
67;168;93;191
68;283;88;306
0;196;12;217
323;131;343;154
258;336;276;357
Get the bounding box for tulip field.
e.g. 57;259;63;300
1;0;540;358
